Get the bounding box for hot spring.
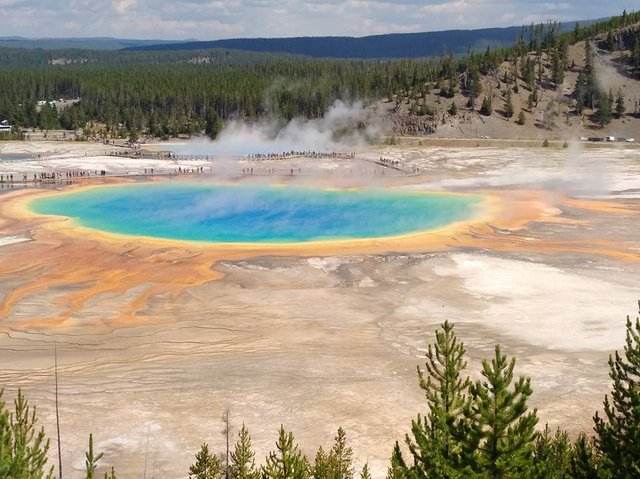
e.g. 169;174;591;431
29;183;482;243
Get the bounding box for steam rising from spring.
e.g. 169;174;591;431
168;100;380;157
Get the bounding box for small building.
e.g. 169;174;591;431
0;120;12;133
36;98;80;112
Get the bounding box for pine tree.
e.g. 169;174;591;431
230;424;260;479
551;48;565;88
573;22;581;42
527;88;538;110
524;57;535;91
593;303;640;477
606;30;615;51
574;41;600;113
0;394;9;478
615;89;626;118
570;434;599;479
464;346;538;478
517;111;526;125
190;443;222;479
466;67;482;107
401;321;470;478
536;56;544;87
263;426;309;479
480;96;492;116
205;108;224;140
446;75;456;99
36;103;61;131
360;464;371;479
0;389;53;479
86;433;104;479
330;427;354;479
596;90;614;127
448;101;458;116
532;425;572;477
386;442;409;479
312;446;331;479
471;68;482;98
505;89;514;119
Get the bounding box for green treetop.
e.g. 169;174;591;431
464;346;539;478
594;303;640;478
531;425;572;477
190;443;222;479
480;96;493;116
505;89;514;118
615;89;626;118
230;424;260;479
570;433;599;478
263;426;309;479
312;429;355;479
396;320;471;478
0;388;53;479
359;464;371;479
596;90;614;127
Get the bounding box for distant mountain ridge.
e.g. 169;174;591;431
123;27;524;58
122;21;597;59
0;37;193;51
1;19;602;57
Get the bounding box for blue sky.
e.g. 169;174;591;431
0;0;637;40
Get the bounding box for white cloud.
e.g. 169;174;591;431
114;0;136;14
420;0;475;14
0;0;637;40
539;2;572;11
345;0;408;12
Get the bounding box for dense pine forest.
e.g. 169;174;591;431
1;11;640;140
2;304;639;478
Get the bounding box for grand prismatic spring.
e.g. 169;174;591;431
1;142;640;477
29;184;482;243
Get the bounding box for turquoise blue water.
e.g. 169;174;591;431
29;183;481;243
1;154;31;161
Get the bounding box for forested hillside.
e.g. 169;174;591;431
0;11;639;141
380;10;640;138
122;21;600;59
123;26;527;59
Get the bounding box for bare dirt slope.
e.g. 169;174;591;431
372;32;640;142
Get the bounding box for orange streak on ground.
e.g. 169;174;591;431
564;197;640;215
0;183;638;330
454;225;640;262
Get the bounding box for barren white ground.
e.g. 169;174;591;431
1;140;640;478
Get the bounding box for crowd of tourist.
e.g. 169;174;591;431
175;166;208;174
377;157;421;174
0;170;110;184
378;157;401;167
0;148;427;185
109;150;215;161
244;151;355;161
